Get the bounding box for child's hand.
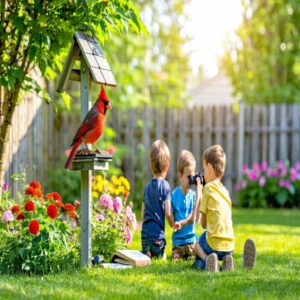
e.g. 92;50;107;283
196;177;203;195
174;222;181;231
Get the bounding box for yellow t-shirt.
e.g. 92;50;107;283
200;180;234;251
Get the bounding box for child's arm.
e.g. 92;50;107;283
141;202;145;223
175;178;203;229
200;212;207;229
165;200;174;227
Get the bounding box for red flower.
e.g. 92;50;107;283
11;205;21;214
55;200;64;208
52;192;62;201
28;219;39;235
29;181;42;189
25;186;35;196
45;193;53;200
35;188;43;199
47;204;58;219
64;203;75;211
24;200;35;212
17;213;25;220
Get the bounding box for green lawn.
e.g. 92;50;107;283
0;209;299;299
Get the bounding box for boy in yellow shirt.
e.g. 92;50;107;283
193;144;235;272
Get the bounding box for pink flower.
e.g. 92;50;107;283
234;183;240;191
259;176;266;187
294;162;300;171
125;205;137;230
2;210;14;223
261;161;268;171
241;180;247;189
242;165;248;174
285;180;291;189
107;146;116;155
279;179;285;188
113;197;122;214
96;214;105;221
277;160;285;170
252;162;261;174
290;168;297;181
2;182;7;191
248;170;258;181
125;227;132;244
99;194;113;209
280;167;287;177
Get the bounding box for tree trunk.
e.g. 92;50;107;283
0;85;20;187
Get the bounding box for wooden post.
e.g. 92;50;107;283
237;101;245;182
80;57;92;267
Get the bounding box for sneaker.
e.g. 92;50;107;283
205;253;218;273
222;255;234;272
243;238;256;269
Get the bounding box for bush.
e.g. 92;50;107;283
0;181;79;274
235;161;300;208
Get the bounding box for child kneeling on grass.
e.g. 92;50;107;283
176;145;235;272
171;150;201;260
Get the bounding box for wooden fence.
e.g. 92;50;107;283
4;102;300;201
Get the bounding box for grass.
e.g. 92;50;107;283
0;209;300;299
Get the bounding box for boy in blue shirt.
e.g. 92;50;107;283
171;150;201;260
141;140;174;259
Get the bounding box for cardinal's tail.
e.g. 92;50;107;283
64;140;82;169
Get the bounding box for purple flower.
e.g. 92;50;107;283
113;197;122;214
9;227;14;233
242;165;248;174
99;194;113;209
125;227;132;244
279;179;285;188
261;161;268;171
234;183;240;191
1;210;14;223
259;176;266;187
248;170;258;181
2;183;7;191
241;180;247;189
96;214;105;221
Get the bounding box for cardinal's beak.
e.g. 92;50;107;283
107;103;112;110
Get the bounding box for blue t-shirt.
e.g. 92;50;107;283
171;187;197;246
141;178;171;241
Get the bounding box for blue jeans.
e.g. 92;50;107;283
192;231;233;270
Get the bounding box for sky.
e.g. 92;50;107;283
184;0;243;78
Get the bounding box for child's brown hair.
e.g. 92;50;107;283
177;150;196;174
202;144;226;178
149;140;170;175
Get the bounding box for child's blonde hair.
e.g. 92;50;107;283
177;150;196;174
202;144;226;178
149;140;170;175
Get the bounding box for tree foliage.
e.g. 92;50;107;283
222;0;300;104
0;0;144;182
105;0;192;108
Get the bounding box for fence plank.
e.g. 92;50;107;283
279;104;288;161
291;104;300;164
269;104;276;166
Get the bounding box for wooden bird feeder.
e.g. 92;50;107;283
57;31;117;267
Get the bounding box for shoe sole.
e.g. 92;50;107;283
222;255;234;272
243;238;256;269
206;253;218;272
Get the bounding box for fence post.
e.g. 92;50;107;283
237;101;245;182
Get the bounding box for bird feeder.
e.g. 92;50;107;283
57;31;117;267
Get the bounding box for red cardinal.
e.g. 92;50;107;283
64;85;112;169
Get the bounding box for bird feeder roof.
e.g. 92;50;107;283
57;31;117;93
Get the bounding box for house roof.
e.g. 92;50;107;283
188;73;237;107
